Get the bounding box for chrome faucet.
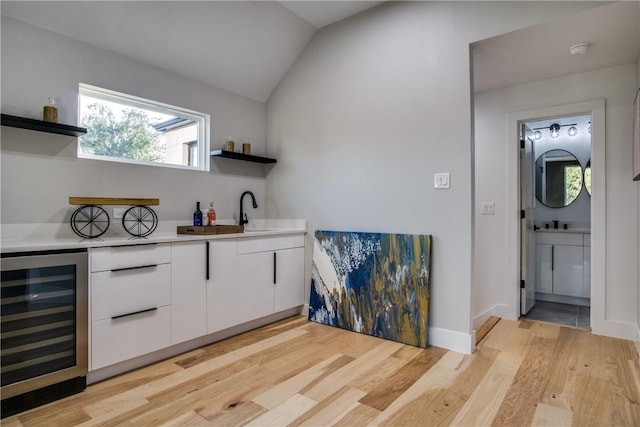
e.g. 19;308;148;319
239;191;258;226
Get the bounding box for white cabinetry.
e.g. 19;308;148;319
535;232;590;300
207;239;237;333
90;244;172;370
171;241;207;344
236;235;305;324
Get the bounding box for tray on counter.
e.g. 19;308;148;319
177;225;244;235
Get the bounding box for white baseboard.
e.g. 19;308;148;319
473;304;509;329
429;327;475;354
591;318;636;341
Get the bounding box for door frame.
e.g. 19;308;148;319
506;100;605;331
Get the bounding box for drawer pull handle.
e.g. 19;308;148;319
273;252;277;284
110;264;158;272
111;307;157;320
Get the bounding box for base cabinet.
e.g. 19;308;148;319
237;235;305;324
90;233;304;372
207;239;238;333
171;241;207;344
535;232;590;300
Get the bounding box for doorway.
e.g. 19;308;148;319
519;114;592;328
505;100;605;332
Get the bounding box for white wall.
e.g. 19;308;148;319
636;52;640;349
474;64;638;335
265;1;601;352
1;17;268;238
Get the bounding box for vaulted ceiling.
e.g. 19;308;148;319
2;1;638;103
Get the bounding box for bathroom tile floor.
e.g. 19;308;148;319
522;300;590;329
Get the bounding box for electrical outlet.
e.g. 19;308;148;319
480;202;495;215
112;207;127;219
434;172;451;189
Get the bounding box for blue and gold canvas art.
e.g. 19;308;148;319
309;230;432;348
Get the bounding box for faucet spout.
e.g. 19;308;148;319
239;191;258;226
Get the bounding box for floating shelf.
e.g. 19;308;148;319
210;149;277;164
1;114;87;137
69;197;159;206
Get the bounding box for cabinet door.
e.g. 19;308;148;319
207;239;238;333
535;244;553;294
553;244;584;297
171;241;207;344
237;251;274;324
274;247;305;312
583;246;591;299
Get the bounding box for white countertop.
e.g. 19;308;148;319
1;219;307;253
536;228;590;234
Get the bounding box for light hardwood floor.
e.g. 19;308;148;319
4;316;640;426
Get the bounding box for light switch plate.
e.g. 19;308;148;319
481;202;495;215
434;172;451;189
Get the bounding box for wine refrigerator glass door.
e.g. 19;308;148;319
1;250;88;403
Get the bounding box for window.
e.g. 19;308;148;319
78;84;209;171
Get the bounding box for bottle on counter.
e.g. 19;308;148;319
193;201;203;226
207;202;217;226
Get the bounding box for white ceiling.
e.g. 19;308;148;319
1;1;381;103
2;2;638;102
473;1;639;93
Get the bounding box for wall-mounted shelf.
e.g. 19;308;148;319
1;114;87;137
210;149;277;164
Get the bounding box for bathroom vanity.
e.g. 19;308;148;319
535;230;590;306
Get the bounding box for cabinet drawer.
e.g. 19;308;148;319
91;244;170;272
91;264;171;321
535;232;583;246
237;234;304;254
583;234;591;247
91;305;171;370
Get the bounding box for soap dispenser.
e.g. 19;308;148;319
207;202;216;226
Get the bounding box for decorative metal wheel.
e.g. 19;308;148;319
70;205;110;239
122;205;158;237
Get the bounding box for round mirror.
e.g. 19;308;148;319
584;159;591;196
535;149;583;208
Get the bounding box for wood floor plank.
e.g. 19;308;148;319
301;339;404;402
451;326;533;426
244;393;316;427
201;401;267;426
156;410;209;427
359;346;448;411
530;402;572;427
9;317;640;427
374;346;499;426
288;386;367;426
331;402;381;427
490;336;555;426
252;354;352;410
540;326;581;410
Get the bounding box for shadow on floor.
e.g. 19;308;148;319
522;300;590;329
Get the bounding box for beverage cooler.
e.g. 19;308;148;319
1;249;88;418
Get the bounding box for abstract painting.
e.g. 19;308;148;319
309;230;432;348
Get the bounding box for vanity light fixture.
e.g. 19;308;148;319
532;122;579;139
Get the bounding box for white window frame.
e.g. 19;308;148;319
78;83;210;172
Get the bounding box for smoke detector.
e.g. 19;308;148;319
569;43;590;56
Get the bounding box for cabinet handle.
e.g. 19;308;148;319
111;264;157;272
206;242;210;281
551;245;554;271
273;252;277;284
111;307;157;320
